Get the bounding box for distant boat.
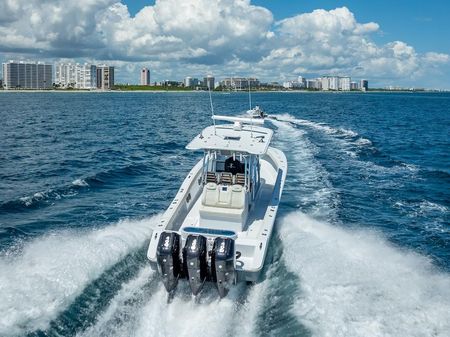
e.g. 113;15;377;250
246;79;267;119
147;114;287;298
246;105;266;119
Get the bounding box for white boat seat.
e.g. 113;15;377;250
203;182;219;205
202;183;245;209
200;183;248;232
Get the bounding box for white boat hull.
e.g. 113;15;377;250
147;146;287;285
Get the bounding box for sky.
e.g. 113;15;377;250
1;0;449;89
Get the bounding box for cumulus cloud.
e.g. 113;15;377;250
0;0;273;62
0;0;116;56
97;0;273;64
0;1;448;87
259;7;449;84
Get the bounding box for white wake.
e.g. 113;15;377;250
270;116;450;336
75;267;272;337
0;215;159;336
270;117;338;220
280;212;450;337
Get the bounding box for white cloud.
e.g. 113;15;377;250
95;0;273;63
0;2;448;87
424;52;449;64
258;7;449;86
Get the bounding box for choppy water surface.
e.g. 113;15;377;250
0;91;449;337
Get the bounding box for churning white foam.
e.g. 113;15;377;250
19;190;55;206
279;212;450;337
273;114;373;156
418;200;449;214
133;284;246;337
0;215;159;337
270;118;338;219
76;267;155;337
275;114;364;139
72;178;89;187
76;263;271;337
272;114;420;178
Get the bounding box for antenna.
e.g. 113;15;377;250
248;78;252;110
249;77;253;138
208;80;216;135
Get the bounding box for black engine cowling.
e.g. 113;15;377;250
156;231;182;293
211;237;235;298
184;234;208;295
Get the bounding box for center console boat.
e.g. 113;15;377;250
147;115;287;297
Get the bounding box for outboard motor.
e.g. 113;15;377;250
156;232;182;293
184;235;208;295
211;237;235;298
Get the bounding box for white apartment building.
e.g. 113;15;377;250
339;77;351;91
185;76;194;87
321;76;350;91
283;80;304;89
321;76;339;91
55;63;97;89
220;77;260;90
297;76;306;87
283;81;292;89
77;64;97;89
299;74;365;91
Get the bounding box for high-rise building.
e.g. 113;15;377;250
141;68;150;86
55;63;96;89
360;79;369;91
297;76;306;87
283;81;293;89
79;64;97;89
96;65;114;90
185;76;193;87
220;77;259;90
329;76;339;90
321;77;330;91
283;80;304;89
350;81;359;90
2;60;52;89
306;79;321;90
204;75;215;89
55;63;76;88
185;77;200;87
339;77;351;91
321;76;350;91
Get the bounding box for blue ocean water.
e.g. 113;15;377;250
0;91;449;337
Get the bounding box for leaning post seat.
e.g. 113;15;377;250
205;171;217;183
219;172;233;185
199;182;248;232
235;173;245;186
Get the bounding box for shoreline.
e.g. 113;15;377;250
0;89;447;94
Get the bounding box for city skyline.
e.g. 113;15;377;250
0;1;449;89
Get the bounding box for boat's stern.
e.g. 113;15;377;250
148;227;239;297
